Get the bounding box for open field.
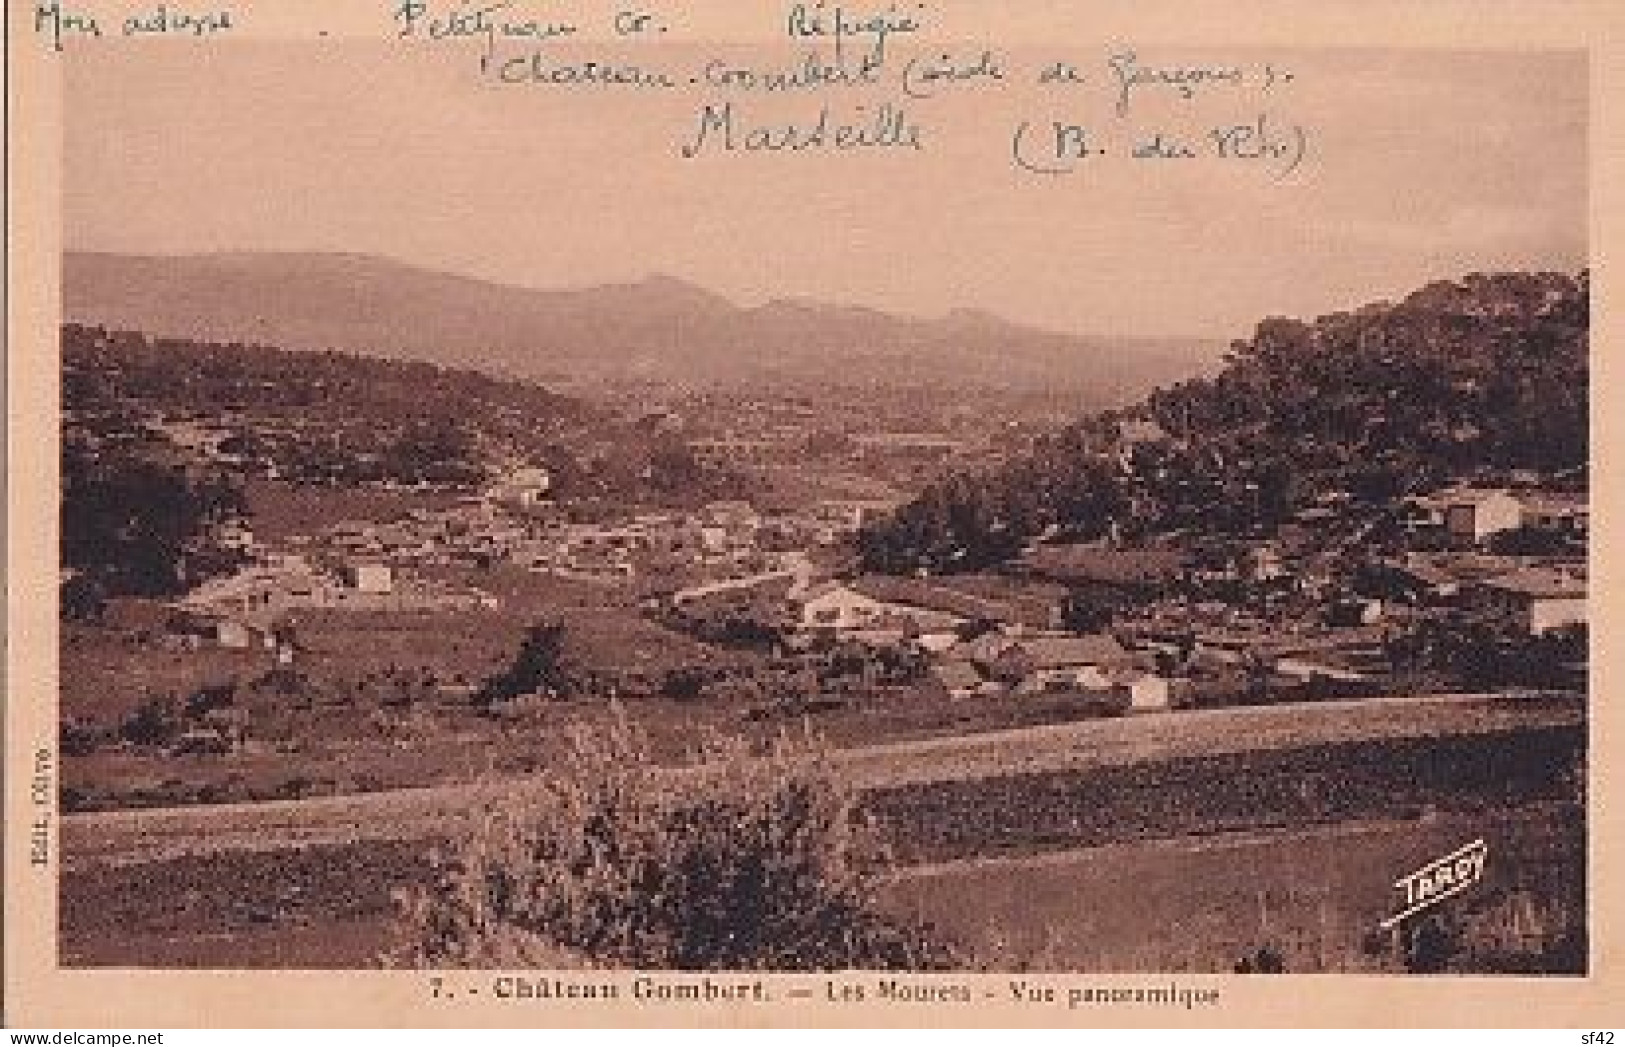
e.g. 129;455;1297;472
60;801;1583;972
865;720;1582;863
61;565;768;810
59;694;1585;969
61;692;1582;868
62;839;420;968
240;479;463;544
62;625;267;725
834;691;1582;792
882;803;1584;973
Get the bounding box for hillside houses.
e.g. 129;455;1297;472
784;574;1062;641
178;554;328;622
794;581;959;637
984;634;1130;690
174;551;496;648
1440;489;1523;545
1463;567;1587;636
664;570;1185;710
264;487;913;603
1406;487;1589;547
1519;493;1590;538
1359;554;1586;629
939;631;1175;710
487;465;552;508
273;491;885;594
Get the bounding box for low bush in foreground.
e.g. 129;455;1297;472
388;709;959;970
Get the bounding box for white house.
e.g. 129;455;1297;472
213;617;257;649
1442;489;1525;545
932;660;986;700
216;518;256;552
793;580;967;641
796;582;892;632
1467;568;1586;635
987;634;1133;693
1108;666;1173;711
1131;674;1172;710
1519;494;1589;537
489;466;553;508
345;561;394;594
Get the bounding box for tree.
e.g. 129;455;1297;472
121;694;183;747
60;573;107;622
643;441;705;494
479;621;571;705
1060;591;1117;633
1487;526;1575;557
61;438;247;598
662;666;707;702
385;414;483;484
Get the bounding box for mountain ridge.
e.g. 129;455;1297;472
62;250;1222;398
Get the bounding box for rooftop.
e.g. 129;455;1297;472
1015;544;1188;586
1477;568;1586;600
1006;634;1130;668
848;575;1003;622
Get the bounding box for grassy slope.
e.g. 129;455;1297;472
882;803;1583;973
60;712;1584;970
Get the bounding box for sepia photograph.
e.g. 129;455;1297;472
9;1;1611;1024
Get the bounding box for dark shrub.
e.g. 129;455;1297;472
390;710;959;970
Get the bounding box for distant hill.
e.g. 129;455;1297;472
61;323;751;509
859;269;1590;573
63;251;1220;399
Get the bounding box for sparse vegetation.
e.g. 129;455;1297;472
389;711;959;970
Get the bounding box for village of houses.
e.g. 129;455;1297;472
158;447;1587;749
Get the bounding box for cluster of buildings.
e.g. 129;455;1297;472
658;467;1590;712
670;570;1180;711
1365;555;1587;637
691;430;973;476
164;416;1588;713
294;491;898;587
1404;485;1589;547
173;474;905;660
172;549;498;654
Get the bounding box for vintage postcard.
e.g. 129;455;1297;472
5;0;1622;1028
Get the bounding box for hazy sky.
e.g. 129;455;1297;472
64;43;1585;338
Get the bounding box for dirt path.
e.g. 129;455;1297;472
61;692;1582;870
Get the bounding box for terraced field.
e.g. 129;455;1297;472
881;803;1584;973
62;692;1582;870
59;691;1587;969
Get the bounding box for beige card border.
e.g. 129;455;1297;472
6;0;1623;1027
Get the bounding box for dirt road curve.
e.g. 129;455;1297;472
61;692;1583;870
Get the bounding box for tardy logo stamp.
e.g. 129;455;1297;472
1380;839;1489;929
